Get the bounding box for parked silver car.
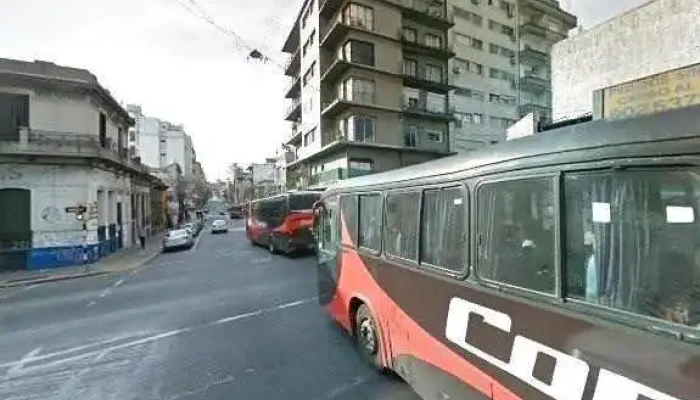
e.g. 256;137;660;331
163;229;194;252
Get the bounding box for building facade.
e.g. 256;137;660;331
128;105;197;179
0;59;163;270
449;0;576;151
551;0;700;121
282;0;457;189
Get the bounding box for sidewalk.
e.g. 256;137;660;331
0;233;165;288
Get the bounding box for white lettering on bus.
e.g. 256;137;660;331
445;297;684;400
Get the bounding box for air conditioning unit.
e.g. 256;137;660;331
452;66;461;74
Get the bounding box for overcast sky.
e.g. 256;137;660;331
0;0;648;180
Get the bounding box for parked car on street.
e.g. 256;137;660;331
163;229;194;252
211;219;228;234
184;221;202;236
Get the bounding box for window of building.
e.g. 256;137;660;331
303;128;316;146
342;40;375;66
477;177;556;293
347;115;376;142
489;116;515;129
343;3;374;30
500;0;515;17
426;34;442;49
403;87;420;108
564;170;700;328
99;112;107;148
386;191;420;260
402;27;417;42
309;31;315;46
358;194;382;251
342;77;375;103
426;92;446;113
403;59;417;76
426;130;443;142
425;64;443;83
472;38;483;50
303;67;312;86
349;159;373;171
473;113;483;124
454;7;483;26
489;93;516;104
421;187;466;272
490;68;515;82
454;87;485;101
301;0;313;28
404;125;418;147
118;127;124;150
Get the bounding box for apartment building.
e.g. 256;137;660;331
282;0;456;189
449;0;576;151
128;105;197;178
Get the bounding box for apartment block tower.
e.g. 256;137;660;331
282;0;456;189
449;0;576;151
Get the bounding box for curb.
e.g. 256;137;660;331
0;250;162;289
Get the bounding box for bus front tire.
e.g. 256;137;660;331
354;304;384;371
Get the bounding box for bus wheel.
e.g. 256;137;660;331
268;235;279;254
355;304;383;370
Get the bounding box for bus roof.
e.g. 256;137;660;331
249;190;321;204
327;104;700;193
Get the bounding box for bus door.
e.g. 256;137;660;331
315;196;340;305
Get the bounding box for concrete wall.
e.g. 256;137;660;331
0;163;151;269
551;0;700;120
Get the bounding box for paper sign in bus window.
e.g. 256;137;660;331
454;198;463;205
666;206;695;223
592;202;611;223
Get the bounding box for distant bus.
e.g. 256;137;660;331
313;105;700;400
229;204;244;219
246;191;320;255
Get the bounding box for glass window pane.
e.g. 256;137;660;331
420;187;466;271
477;178;556;293
359;195;382;251
386;191;420;260
340;195;358;246
564;170;700;328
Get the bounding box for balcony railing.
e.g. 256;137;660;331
401;97;454;120
400;61;450;90
520;21;567;41
285;98;302;121
394;0;454;28
520;72;551;91
0;128;148;173
309;167;374;186
399;30;455;58
284;49;300;77
284;76;301;98
322;91;376;116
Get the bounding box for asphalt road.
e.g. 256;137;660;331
0;220;421;400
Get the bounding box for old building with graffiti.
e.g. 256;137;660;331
0;58;167;271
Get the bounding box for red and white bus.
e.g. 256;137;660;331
313;105;700;400
246;191;320;255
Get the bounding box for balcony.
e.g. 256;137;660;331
322;91;399;118
284;49;300;77
400;61;451;92
520;72;551;92
284;98;302;121
309;167;374;187
520;103;552;119
0;128;148;174
319;0;344;19
395;0;454;29
520;46;549;65
399;32;455;59
520;0;577;29
285;122;302;145
284;76;301;98
520;21;567;42
401;97;454;121
320;56;352;83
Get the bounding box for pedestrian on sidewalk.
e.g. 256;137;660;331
138;224;146;249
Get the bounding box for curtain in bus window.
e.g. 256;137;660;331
385;191;420;260
477;178;555;293
340;195;358;246
564;171;700;328
420;188;466;271
358;195;382;251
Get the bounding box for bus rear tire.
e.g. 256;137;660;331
268;235;279;254
354;304;384;371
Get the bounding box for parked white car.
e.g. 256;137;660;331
211;219;228;234
163;229;194;252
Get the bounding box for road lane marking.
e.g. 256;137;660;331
113;278;124;288
6;347;42;377
87;300;97;308
99;288;111;298
212;297;315;325
190;233;203;253
0;297;316;375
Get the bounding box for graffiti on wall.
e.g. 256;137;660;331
41;206;61;224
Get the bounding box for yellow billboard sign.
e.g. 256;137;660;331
602;63;700;120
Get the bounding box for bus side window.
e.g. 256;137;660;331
340;195;359;247
358;194;382;251
564;170;700;329
385;191;420;261
477;178;556;293
420;187;467;273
